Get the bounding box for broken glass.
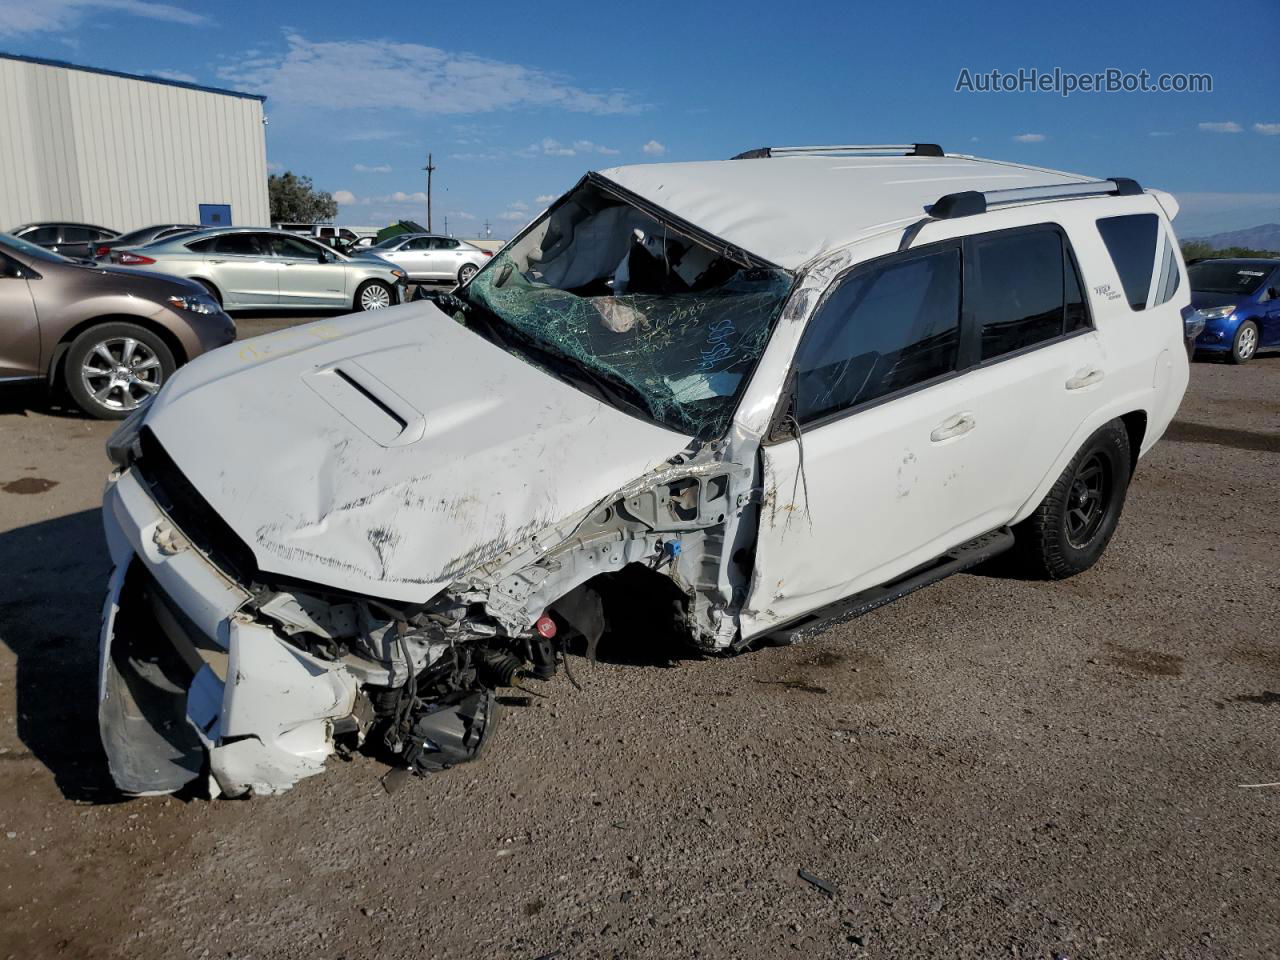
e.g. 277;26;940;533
456;181;794;438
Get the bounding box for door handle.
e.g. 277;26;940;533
208;259;226;264
930;412;976;442
1066;367;1105;390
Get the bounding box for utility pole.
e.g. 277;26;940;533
423;152;436;231
483;219;491;239
443;215;449;237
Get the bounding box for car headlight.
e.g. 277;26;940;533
390;268;407;280
167;294;222;315
1198;305;1236;321
105;406;148;469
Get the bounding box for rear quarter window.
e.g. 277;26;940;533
1096;213;1180;310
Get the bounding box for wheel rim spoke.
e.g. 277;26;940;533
94;343;117;364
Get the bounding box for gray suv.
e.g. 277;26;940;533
108;227;409;312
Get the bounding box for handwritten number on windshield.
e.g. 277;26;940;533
699;318;736;370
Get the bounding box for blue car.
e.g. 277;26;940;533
1190;258;1280;363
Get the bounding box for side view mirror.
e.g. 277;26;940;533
317;250;330;264
1270;287;1280;301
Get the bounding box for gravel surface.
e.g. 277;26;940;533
1;319;1277;959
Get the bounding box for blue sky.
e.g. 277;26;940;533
2;0;1277;238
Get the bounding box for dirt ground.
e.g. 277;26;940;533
1;315;1277;960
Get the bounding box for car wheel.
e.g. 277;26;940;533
64;322;176;420
1012;420;1132;580
356;280;394;311
195;278;223;306
1229;320;1258;364
458;263;478;285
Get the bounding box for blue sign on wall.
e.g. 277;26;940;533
199;203;232;226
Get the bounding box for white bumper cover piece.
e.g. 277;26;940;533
98;469;358;797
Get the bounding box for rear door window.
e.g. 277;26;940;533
214;233;267;256
968;227;1087;360
793;245;962;424
24;227;58;245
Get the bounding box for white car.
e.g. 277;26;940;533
366;232;492;284
98;144;1190;797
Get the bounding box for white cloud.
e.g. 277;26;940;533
1012;133;1046;143
353;163;392;173
0;0;207;35
448;211;477;221
509;201;529;211
1254;123;1280;136
150;69;198;83
1199;121;1243;133
342;130;401;142
449;151;503;161
1149;131;1175;137
219;34;643;115
642;139;666;156
535;194;557;204
335;190;429;206
522;137;619;157
497;210;528;221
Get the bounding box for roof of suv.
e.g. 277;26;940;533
599;154;1113;270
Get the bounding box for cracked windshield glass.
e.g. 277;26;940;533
454;181;793;437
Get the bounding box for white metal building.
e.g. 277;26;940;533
0;53;269;233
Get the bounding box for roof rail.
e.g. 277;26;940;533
929;177;1143;219
732;143;945;160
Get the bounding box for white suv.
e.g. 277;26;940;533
98;144;1190;796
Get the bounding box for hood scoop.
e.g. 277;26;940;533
303;361;426;447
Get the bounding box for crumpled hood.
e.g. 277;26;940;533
142;302;691;603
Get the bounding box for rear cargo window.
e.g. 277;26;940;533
1096;214;1160;310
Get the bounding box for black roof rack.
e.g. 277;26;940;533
929;177;1143;218
732;143;944;160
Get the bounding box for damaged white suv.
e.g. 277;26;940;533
99;144;1190;796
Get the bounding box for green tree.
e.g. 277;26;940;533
1181;240;1280;261
268;171;338;224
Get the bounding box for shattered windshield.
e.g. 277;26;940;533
454;180;793;437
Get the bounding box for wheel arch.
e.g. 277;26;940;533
48;314;189;391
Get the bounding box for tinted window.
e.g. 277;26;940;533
61;227;95;242
1187;260;1273;296
971;229;1076;360
269;235;322;258
404;237;433;251
214;233;267;256
186;237;217;252
433;238;460;250
23;226;59;245
1096;214;1159;310
1064;244;1089;333
793;247;961;423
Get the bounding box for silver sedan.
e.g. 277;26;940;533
107;228;409;312
367;233;492;284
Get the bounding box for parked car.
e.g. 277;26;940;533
9;221;118;259
93;224;200;260
107;227;409;312
0;232;234;419
97;145;1190;797
1188;258;1280;363
276;222;363;251
368;232;492;283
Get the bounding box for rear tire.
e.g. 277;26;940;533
1012;420;1132;580
1229;320;1258;364
458;263;478;285
64;322;176;420
355;280;394;311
